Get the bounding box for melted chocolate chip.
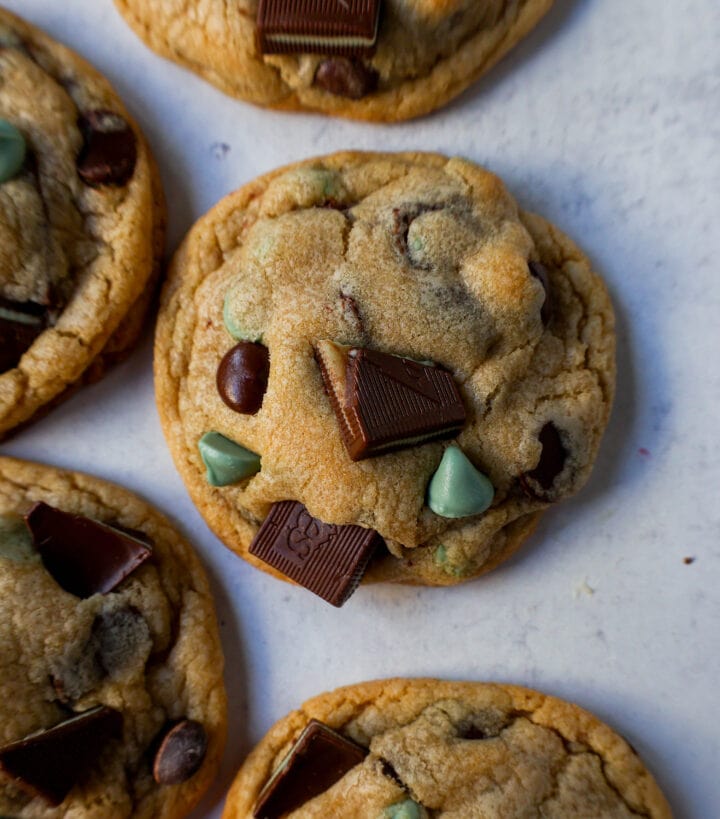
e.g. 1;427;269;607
314;58;378;99
529;261;552;325
76;110;137;186
519;422;568;499
153;720;208;785
216;341;270;415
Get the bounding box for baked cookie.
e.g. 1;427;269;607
0;8;165;440
155;152;615;605
0;456;226;817
113;0;554;122
223;678;671;818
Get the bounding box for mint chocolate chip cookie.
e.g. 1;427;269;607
223;679;671;818
0;8;165;439
155;152;615;604
0;456;226;817
113;0;553;121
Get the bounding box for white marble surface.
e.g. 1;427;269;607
3;0;719;815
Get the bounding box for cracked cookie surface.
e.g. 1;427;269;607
155;152;615;590
223;678;671;818
112;0;553;121
0;456;226;818
0;8;165;439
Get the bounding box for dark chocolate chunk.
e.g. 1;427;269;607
153;720;208;786
314;57;378;99
76;110;137;186
529;261;552;325
519;422;568;499
315;341;466;461
249;501;381;606
0;299;46;371
216;341;270;415
257;0;382;57
254;720;367;818
24;502;152;598
0;706;122;805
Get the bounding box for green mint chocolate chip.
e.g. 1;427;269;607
383;800;425;819
0;514;37;563
427;445;494;518
222;291;262;342
0;119;26;183
198;432;261;486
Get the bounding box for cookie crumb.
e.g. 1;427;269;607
573;579;595;599
683;556;696;565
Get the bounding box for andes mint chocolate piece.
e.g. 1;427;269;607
519;422;568;499
249;501;382;606
257;0;382;57
253;719;367;818
314;57;378;99
76;110;137;186
217;341;270;414
24;502;152;598
315;341;466;461
0;300;45;371
529;261;552;325
0;705;122;805
153;720;208;785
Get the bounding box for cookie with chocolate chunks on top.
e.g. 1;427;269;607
0;8;165;441
155;152;615;591
0;456;226;819
113;0;555;121
224;679;671;818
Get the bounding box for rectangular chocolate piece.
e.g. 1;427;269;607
315;341;467;461
249;500;381;606
257;0;382;57
254;719;367;818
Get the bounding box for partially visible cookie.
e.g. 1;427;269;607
0;456;226;818
155;152;615;603
0;8;165;440
113;0;554;121
224;678;671;818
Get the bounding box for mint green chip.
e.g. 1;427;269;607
427;445;494;518
0;119;26;183
383;800;424;819
222;291;262;342
198;432;261;486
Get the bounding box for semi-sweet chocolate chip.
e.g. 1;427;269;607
216;341;270;414
520;422;568;499
76;110;137;186
153;720;208;785
314;58;378;99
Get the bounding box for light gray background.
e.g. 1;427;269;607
3;1;719;816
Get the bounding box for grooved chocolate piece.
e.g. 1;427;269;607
257;0;382;57
216;341;270;414
24;502;152;598
315;341;466;460
0;299;46;371
254;719;367;818
519;422;568;499
76;110;137;186
153;720;208;785
314;57;378;99
529;261;552;325
0;706;122;805
249;501;381;606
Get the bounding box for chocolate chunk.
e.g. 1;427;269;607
153;720;208;785
0;706;122;805
216;341;270;414
76;110;137;186
529;261;552;325
249;501;381;606
315;341;466;461
519;422;568;499
24;502;152;598
257;0;382;57
0;299;46;371
314;58;378;99
254;720;367;818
